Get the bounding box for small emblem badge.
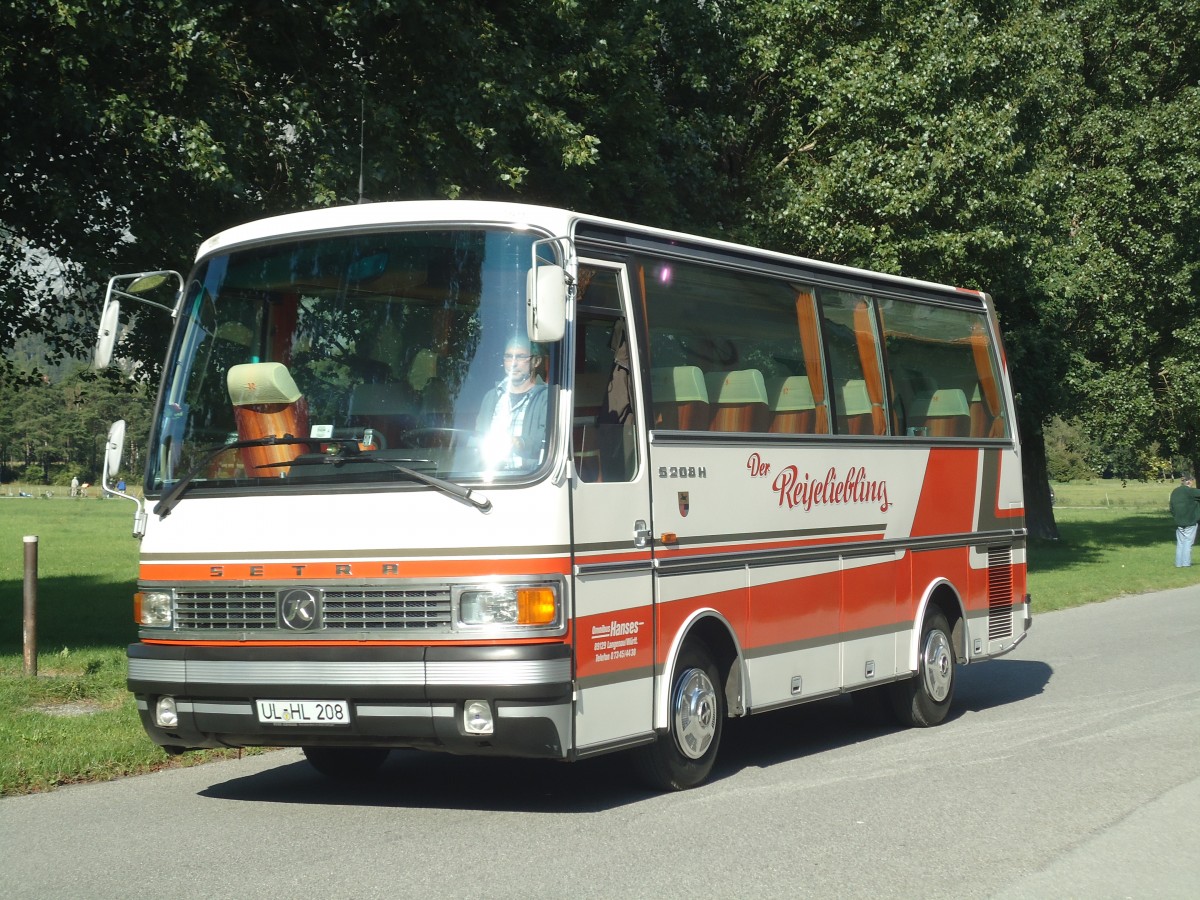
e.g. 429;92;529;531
280;589;321;630
678;491;690;517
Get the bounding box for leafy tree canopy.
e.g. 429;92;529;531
3;0;1200;538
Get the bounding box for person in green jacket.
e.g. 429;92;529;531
1169;476;1200;567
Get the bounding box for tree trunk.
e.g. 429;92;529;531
1021;419;1060;540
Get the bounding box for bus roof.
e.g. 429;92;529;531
195;199;984;302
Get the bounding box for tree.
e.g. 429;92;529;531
1044;417;1096;482
2;1;676;378
5;0;1200;531
0;349;151;486
1032;0;1200;489
717;0;1082;536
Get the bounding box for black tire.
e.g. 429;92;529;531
302;746;390;780
889;609;955;727
632;641;725;791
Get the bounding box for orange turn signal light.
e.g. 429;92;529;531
517;587;558;625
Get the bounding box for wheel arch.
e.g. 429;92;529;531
653;609;744;732
906;578;966;672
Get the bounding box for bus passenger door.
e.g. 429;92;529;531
569;262;656;753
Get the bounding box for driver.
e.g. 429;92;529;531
476;336;548;470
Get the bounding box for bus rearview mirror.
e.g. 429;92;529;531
527;264;566;342
104;420;126;479
95;297;120;369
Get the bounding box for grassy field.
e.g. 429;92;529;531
0;478;1193;795
0;495;250;795
1030;479;1193;610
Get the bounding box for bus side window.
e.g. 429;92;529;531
880;300;1009;440
575;267;637;483
642;260;819;436
820;291;889;436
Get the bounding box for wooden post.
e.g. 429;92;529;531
23;535;38;677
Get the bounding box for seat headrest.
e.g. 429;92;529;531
651;366;708;403
913;388;970;417
705;370;768;405
767;375;815;412
408;349;438;391
841;380;872;415
227;362;302;406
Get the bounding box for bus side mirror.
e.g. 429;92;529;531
102;419;146;537
95;297;121;369
526;263;567;343
104;420;126;479
94;270;184;369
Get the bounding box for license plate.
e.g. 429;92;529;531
255;699;350;726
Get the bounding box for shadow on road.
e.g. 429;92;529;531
199;658;1051;812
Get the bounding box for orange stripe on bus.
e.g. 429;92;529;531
139;557;572;582
142;636;571;648
911;448;980;537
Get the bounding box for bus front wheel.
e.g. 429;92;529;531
632;641;724;791
890;609;955;727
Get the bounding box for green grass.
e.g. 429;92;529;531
1050;477;1175;510
0;496;252;794
0;479;1193;795
1028;508;1195;610
1027;478;1193;611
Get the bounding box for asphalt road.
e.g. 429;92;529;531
2;587;1198;899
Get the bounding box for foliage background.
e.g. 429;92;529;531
3;0;1200;538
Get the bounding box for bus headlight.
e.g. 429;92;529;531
136;590;174;627
458;585;558;627
155;696;179;728
463;700;494;735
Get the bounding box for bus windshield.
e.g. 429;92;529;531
147;227;558;494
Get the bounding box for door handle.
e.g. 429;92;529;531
633;519;651;549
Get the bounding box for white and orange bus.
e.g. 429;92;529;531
98;200;1030;789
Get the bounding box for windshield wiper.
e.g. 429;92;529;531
262;446;493;514
153;435;353;519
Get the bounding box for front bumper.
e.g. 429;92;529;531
128;641;573;758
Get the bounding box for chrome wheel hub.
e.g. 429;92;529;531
921;629;953;702
672;667;718;760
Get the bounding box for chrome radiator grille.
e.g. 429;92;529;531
174;587;453;631
323;589;452;629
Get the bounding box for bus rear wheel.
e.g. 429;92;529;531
632;641;724;791
890;609;955;727
302;746;391;780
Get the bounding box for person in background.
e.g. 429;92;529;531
1169;475;1200;567
477;336;548;471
